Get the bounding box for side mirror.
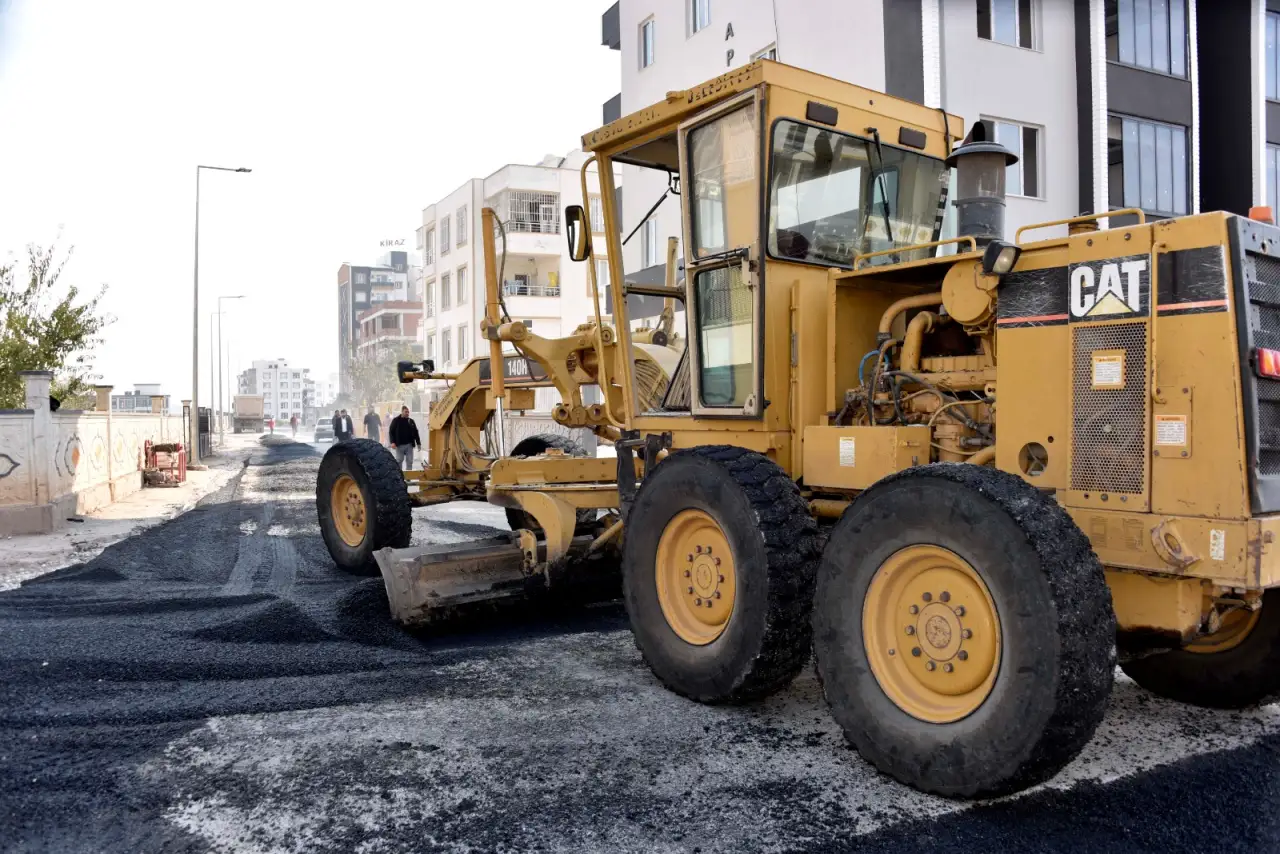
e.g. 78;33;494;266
565;205;591;262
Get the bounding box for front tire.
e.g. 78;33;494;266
622;445;821;703
1121;590;1280;708
813;464;1115;798
316;438;411;575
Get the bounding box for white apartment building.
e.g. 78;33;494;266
237;359;317;423
416;152;612;409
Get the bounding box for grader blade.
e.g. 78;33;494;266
374;536;533;625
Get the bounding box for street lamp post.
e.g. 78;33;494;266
209;311;219;439
217;294;246;443
192;164;251;466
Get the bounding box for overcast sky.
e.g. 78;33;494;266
0;0;620;407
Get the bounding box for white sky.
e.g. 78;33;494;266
0;0;620;408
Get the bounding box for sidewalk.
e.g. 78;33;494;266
0;438;256;591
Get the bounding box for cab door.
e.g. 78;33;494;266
678;90;764;419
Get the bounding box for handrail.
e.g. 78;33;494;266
580;155;627;429
852;235;978;271
1015;208;1147;244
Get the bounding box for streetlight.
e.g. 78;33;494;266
217;294;246;442
192;164;251;466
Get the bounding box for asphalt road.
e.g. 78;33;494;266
2;441;1279;853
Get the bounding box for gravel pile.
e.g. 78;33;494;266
0;442;1277;852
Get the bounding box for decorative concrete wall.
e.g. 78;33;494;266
0;372;186;534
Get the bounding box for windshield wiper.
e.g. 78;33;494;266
624;171;681;246
860;128;897;261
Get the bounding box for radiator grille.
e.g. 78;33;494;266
1070;322;1149;495
1248;254;1280;476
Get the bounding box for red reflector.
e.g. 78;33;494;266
1259;348;1280;378
1251;206;1276;224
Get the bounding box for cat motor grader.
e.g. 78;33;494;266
317;59;1280;798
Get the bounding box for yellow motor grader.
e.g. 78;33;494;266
318;59;1280;798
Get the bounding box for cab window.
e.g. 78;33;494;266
688;104;758;258
694;265;753;407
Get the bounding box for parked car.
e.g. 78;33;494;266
313;420;335;443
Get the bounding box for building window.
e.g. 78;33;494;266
493;191;561;233
593;258;610;297
977;0;1034;49
425;333;435;361
424;279;435;317
1268;12;1280;101
642;220;660;267
690;0;710;34
640;18;655;68
457;325;468;361
442;272;452;310
457;267;468;304
589;196;604;233
1107;115;1188;216
440;217;451;255
355;292;368;304
355;272;367;285
1105;0;1186;78
424;228;435;265
979;118;1040;198
456;205;468;246
752;44;777;61
442;328;452;365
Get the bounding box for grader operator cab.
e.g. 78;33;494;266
317;60;1280;798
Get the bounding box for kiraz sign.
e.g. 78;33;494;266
380;239;406;248
1068;254;1150;321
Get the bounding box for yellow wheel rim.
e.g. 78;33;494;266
863;545;1001;723
331;473;368;547
655;509;736;645
1187;608;1261;654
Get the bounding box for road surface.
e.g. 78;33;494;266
2;440;1279;853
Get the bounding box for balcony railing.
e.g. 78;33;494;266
503;280;560;297
424;248;434;265
502;219;560;235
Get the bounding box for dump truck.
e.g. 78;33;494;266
317;59;1280;798
232;395;264;433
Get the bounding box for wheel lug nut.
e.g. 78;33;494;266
888;649;896;656
687;586;694;594
695;546;702;554
684;569;691;578
713;591;721;599
958;650;969;661
718;575;725;583
911;647;921;657
943;663;953;673
905;626;916;635
909;605;919;615
705;599;714;608
694;598;702;606
925;661;936;671
954;606;966;617
706;547;712;555
687;554;694;562
940;591;951;602
714;557;721;566
961;629;972;639
922;592;932;602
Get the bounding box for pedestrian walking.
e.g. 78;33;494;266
268;417;275;435
337;409;354;442
363;406;383;444
389;405;421;470
289;414;298;437
330;410;342;440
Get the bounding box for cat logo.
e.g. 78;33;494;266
1069;256;1150;320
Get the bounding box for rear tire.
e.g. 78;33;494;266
622;445;821;703
1121;590;1280;708
813;464;1115;798
504;433;596;533
317;438;412;575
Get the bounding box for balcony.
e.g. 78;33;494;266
504;280;560;298
602;1;620;50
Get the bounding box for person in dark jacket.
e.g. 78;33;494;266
330;410;343;440
388;405;421;470
363;406;383;443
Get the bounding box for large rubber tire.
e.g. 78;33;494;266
504;433;596;533
622;445;821;703
316;438;412;576
813;464;1115;798
1121;589;1280;708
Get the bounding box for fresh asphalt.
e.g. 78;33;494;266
1;441;1278;853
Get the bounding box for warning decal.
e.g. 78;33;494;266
1154;415;1188;447
839;437;855;467
1092;351;1125;389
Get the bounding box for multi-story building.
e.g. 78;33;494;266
355;300;424;359
337;250;421;395
237;359;315;423
600;0;1269;285
416;153;611;409
110;383;170;413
